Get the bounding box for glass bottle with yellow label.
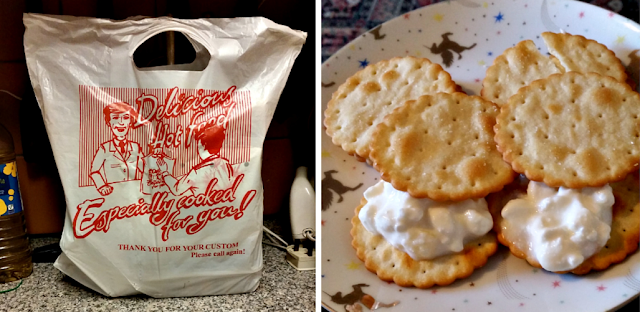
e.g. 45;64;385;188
0;124;32;283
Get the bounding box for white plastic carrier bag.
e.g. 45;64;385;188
23;13;306;297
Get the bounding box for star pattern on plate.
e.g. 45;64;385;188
615;36;625;44
321;150;331;158
579;11;584;18
494;12;504;23
553;281;561;288
358;59;369;68
597;284;607;291
346;260;361;270
434;13;444;22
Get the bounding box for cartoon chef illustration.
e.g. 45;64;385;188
158;113;235;196
90;101;144;196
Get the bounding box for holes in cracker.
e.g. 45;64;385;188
447;141;452;146
572;171;578;177
441;165;447;170
511;117;516;122
543;134;549;139
453;117;457;122
543;114;549;120
539;164;544;170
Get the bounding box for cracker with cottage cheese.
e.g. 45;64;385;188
494;72;640;188
369;92;515;201
487;172;639;275
324;56;458;162
351;197;498;288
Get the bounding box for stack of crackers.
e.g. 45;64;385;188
485;32;640;275
324;32;640;288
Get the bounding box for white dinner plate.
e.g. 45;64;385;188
321;1;640;311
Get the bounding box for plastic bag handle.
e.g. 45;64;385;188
128;24;212;58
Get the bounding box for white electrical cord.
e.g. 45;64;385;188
262;226;288;249
302;228;315;242
0;90;22;101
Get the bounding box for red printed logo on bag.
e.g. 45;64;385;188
74;86;257;241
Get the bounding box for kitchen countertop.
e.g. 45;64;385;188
0;221;315;312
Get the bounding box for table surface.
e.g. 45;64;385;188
0;221;315;312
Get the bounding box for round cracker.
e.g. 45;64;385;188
324;57;458;162
481;40;564;107
369;92;515;201
542;32;627;83
487;172;639;275
495;72;640;188
351;197;498;288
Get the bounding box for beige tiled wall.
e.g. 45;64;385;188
0;0;314;234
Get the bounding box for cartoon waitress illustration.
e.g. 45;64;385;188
158;114;235;196
90;102;144;196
